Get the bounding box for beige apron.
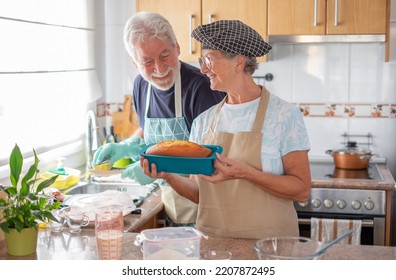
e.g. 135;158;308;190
160;186;197;224
196;87;299;239
144;72;197;224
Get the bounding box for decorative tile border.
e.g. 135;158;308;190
97;101;396;119
96;102;125;118
296;103;396;118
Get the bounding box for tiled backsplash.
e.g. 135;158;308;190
252;23;396;176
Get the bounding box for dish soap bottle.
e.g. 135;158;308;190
40;158;81;190
49;157;67;175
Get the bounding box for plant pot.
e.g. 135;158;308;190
5;227;38;256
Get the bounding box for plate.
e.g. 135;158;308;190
140;144;223;175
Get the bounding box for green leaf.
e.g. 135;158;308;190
0;198;7;206
21;165;37;195
0;223;10;234
43;211;58;222
21;149;39;194
9;144;23;188
36;175;59;193
3;186;17;195
38;197;46;208
17;213;24;223
52;201;62;209
27;192;38;201
14;220;24;232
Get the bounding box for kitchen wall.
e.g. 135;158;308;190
257;40;396;175
96;0;396;178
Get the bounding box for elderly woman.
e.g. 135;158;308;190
142;20;311;239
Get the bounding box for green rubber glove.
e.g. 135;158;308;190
121;161;156;185
93;135;145;166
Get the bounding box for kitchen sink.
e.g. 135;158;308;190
63;181;158;199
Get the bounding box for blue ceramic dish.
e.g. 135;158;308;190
140;145;223;175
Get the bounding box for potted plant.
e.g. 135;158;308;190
0;144;61;256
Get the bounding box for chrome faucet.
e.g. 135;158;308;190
85;110;99;179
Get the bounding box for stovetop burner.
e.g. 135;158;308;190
310;162;383;181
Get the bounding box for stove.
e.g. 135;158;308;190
296;161;386;216
310;162;383;181
295;187;386;216
295;161;386;245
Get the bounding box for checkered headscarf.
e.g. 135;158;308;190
191;20;271;57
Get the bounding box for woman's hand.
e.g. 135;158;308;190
199;153;254;183
140;156;170;180
140;156;200;203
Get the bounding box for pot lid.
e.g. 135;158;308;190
328;141;372;155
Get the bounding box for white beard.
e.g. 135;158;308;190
141;64;180;91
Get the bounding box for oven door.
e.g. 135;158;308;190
297;213;385;246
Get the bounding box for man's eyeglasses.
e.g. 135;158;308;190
198;56;227;70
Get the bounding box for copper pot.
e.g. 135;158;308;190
332;168;370;179
326;141;373;170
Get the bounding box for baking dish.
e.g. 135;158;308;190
140;144;223;175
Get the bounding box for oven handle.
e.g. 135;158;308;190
298;218;374;227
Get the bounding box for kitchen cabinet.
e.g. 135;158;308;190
136;0;201;62
268;0;388;35
326;0;387;35
268;0;391;61
136;0;268;62
268;0;327;35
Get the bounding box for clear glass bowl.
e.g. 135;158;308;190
255;237;325;260
201;250;232;260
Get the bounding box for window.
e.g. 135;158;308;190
0;0;101;180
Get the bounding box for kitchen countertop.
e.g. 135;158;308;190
1;228;395;260
123;187;163;232
2;164;395;260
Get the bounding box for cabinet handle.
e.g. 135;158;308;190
313;0;318;26
334;0;338;26
189;14;195;55
208;14;214;23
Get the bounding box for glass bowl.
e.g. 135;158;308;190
254;236;325;260
201;250;232;260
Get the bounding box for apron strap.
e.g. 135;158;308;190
207;86;270;134
145;71;182;118
208;97;227;133
174;71;182;117
145;83;151;116
251;87;270;132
